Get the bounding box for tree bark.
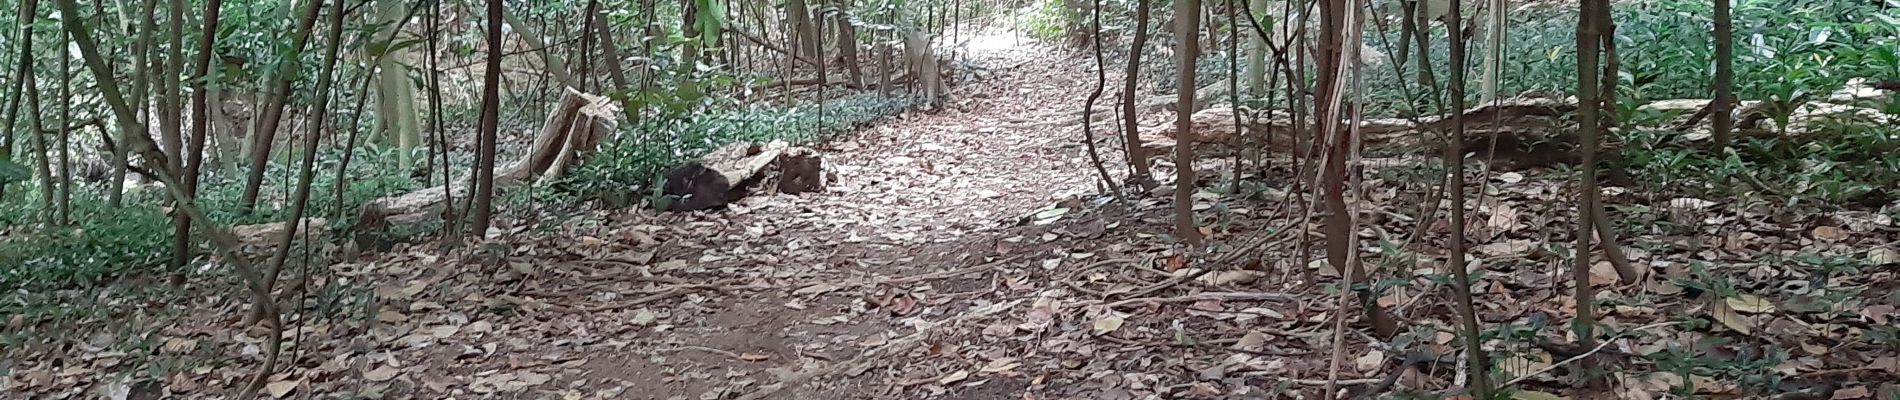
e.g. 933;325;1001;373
1174;0;1203;246
1572;0;1605;387
592;4;631;91
1444;0;1491;395
471;0;504;237
238;0;326;212
1081;0;1119;196
1711;0;1733;150
837;17;866;89
1121;0;1155;186
57;27;73;225
1318;0;1398;339
175;0;223;285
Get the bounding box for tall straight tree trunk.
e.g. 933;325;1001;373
1572;0;1605;387
25;26;54;222
838;17;865;88
238;0;326;212
162;0;186;171
1711;0;1733;150
471;0;503;237
1478;0;1504;105
175;0;224;284
1120;0;1154;186
0;0;24;198
57;27;73;225
1444;0;1491;396
1318;0;1397;338
1174;0;1202;245
1243;0;1267;97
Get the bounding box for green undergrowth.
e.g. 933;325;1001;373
1617;117;1900;208
0;148;424;291
558;93;913;207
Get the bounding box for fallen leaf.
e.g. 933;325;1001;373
1710;297;1752;335
161;338;198;354
1355;350;1385;372
1812;226;1848;241
1201;270;1260;286
517;371;551;385
364;366;401;382
630;309;657;326
265;380;299;398
1831;386;1869;399
1869;248;1899;265
1092;315;1125;336
938;370;970;385
1512;390;1564;400
794;283;839;295
1726;294;1777;314
1498;172;1525;183
980;358;1021;373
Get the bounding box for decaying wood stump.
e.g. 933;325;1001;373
775;148;824;194
356;88;618;236
660;140;826;212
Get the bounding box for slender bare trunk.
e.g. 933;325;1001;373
238;0;325;212
1120;0;1154;186
175;0;224;285
471;0;504;237
1444;0;1491;395
1174;0;1203;246
1572;0;1604;387
1711;0;1733;150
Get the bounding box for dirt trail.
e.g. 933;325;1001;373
524;30;1127;399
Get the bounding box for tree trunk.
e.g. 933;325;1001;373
1711;0;1733;150
24;19;54;222
57;27;73;225
162;0;185;171
471;0;504;237
259;0;346;333
1478;0;1504;105
592;4;630;91
1319;0;1398;339
112;0;160;208
1121;0;1154;186
1572;0;1605;387
1081;0;1119;195
239;0;326;212
837;17;865;89
1444;0;1491;395
372;0;421;169
1243;0;1267;98
175;0;223;285
1174;0;1203;246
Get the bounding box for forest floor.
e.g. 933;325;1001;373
6;28;1900;400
